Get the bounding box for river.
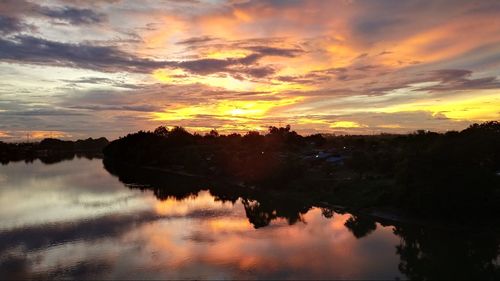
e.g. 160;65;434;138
0;156;498;279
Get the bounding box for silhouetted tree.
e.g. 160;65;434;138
153;126;169;137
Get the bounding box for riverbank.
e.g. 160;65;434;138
0;137;108;164
103;158;500;230
102;123;500;222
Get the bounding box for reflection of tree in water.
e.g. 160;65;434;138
103;159;203;201
344;215;377;239
242;199;278;229
321;207;334;219
394;225;500;280
336;212;499;279
242;198;310;229
1;151;100;166
103;159;499;280
103;159;314;228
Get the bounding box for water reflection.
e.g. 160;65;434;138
394;225;500;280
103;159;319;230
0;158;498;280
344;215;378;239
1;151;102;166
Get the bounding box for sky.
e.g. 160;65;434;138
0;0;499;141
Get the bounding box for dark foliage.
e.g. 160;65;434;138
0;137;108;165
103;125;318;186
103;121;500;218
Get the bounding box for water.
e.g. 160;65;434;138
0;157;498;280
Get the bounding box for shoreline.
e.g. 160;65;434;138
104;157;500;232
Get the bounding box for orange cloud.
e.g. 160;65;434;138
0;131;11;138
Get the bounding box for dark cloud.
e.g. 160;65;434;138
68;104;161;112
232;66;276;79
38;6;106;25
422;69;500;91
0;15;27;35
56;0;121;6
356;68;500;95
174;53;262;75
275;66;375;85
276;72;332;84
62;77;117;84
0;35;303;78
176;35;219;45
176;57;242;75
278;66;500;96
174;47;302;78
0;36;167;73
245;46;304;57
233;0;302;10
0;0;107;26
60;77;143;89
0;108;86;116
428;69;473;82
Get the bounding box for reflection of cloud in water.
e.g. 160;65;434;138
127;207;403;280
1;158;498;279
0;158;152;229
153;190;235;216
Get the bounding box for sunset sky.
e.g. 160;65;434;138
1;0;499;140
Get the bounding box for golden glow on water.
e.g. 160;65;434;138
133;207;400;278
208;218;253;232
153;191;233;216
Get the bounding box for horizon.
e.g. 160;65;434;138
2;121;494;143
1;0;500;141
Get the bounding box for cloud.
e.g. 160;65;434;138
60;77;143;89
173;46;303;78
0;0;107;27
56;0;121;6
176;35;219;45
0;15;29;35
0;36;167;73
421;69;500;91
245;46;304;57
0;108;86;116
231;65;276;79
37;6;106;25
0;35;303;78
0;0;499;137
68;104;161;112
